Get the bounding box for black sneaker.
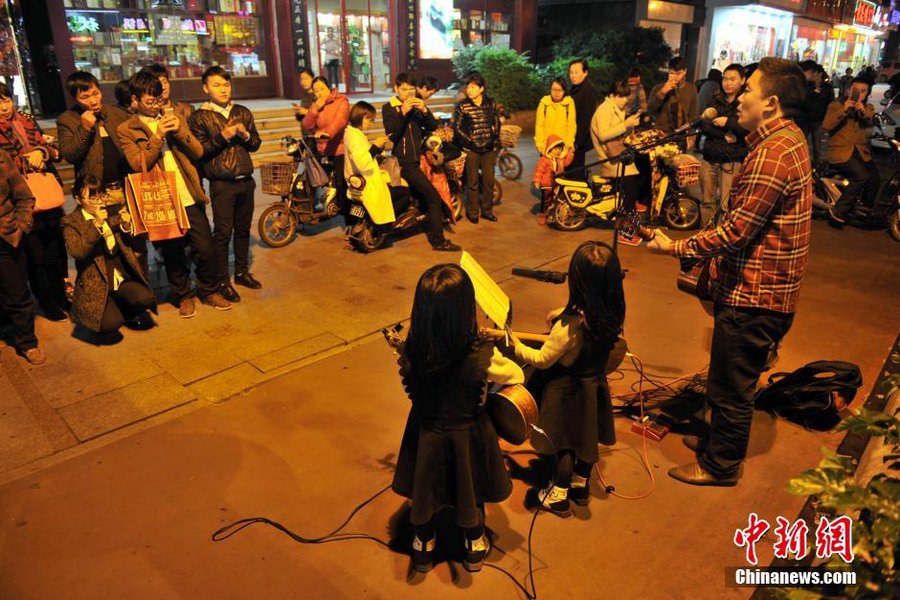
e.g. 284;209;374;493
464;533;490;572
537;484;571;517
411;535;435;573
568;484;590;506
431;239;461;252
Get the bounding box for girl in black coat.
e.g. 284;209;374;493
392;264;522;573
512;241;625;517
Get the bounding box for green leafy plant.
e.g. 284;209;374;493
773;364;899;600
535;56;616;98
451;45;543;112
551;27;673;89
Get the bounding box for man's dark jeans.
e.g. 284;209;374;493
0;239;38;351
833;150;880;220
699;304;794;477
399;164;445;245
210;178;256;282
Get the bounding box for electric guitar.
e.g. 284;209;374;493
616;210;714;303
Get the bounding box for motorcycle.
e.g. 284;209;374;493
257;136;342;248
547;129;701;231
345;136;464;253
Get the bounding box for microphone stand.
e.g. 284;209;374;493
558;125;701;253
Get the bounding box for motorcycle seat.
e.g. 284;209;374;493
555;178;589;188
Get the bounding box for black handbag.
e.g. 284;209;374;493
754;361;863;431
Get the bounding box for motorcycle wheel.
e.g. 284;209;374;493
492;180;503;205
891;211;900;241
497;153;523;180
662;193;701;230
451;191;464;221
355;221;387;253
258;203;297;248
550;201;588;231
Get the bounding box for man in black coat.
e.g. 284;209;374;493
568;59;599;175
796;61;834;165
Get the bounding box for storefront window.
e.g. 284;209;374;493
451;9;511;49
789;25;828;63
709;5;793;70
62;0;268;82
308;0;392;94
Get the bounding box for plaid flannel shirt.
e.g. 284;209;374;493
672;117;812;314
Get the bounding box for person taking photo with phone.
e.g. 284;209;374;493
189;66;262;303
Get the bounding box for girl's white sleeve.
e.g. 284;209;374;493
513;318;578;369
487;347;524;385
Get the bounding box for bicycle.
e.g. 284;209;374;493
497;124;523;180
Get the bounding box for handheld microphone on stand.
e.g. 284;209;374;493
511;267;567;284
672;107;718;134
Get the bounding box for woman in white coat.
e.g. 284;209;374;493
343;101;408;225
589;80;643;212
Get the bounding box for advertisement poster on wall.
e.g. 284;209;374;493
419;0;454;60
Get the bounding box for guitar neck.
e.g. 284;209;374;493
481;328;549;343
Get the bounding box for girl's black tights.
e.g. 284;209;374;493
414;505;484;542
554;450;594;487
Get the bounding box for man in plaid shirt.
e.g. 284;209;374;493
646;58;812;486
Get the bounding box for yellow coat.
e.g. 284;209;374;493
534;95;576;154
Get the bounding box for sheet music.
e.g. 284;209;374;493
460;251;511;328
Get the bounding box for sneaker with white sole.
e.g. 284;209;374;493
537;484;571;517
568;474;590;506
463;533;490;572
411;535;435;573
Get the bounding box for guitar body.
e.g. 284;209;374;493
677;257;713;302
486;384;539;445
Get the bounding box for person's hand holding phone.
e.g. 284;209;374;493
625;113;642;128
159;110;180;135
81;110;98;131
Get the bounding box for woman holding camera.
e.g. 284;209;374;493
62;175;157;336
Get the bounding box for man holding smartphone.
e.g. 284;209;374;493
823;77;887;227
118;71;231;318
648;56;699;149
189;66;262;302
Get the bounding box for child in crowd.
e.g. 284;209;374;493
189;66;262;302
531;134;573;225
512;241;625;517
392;264;523;573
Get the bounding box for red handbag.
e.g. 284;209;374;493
24;167;65;212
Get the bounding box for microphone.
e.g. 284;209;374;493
673;107;718;134
511;267;567;284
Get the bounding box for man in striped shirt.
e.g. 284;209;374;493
646;58;812;486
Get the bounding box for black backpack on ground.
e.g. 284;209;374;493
754;361;863;431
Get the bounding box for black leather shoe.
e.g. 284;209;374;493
432;239;462;252
219;282;241;303
668;461;741;487
234;272;262;290
125;311;155;331
482;213;498;222
466;214;479;224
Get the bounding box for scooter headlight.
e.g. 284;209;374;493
348;174;366;191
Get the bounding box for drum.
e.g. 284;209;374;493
486;384;539;445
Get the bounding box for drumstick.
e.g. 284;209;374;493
480;327;548;344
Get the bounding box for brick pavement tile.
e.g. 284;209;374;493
187;363;265;403
58;374;196;441
249;332;345;373
0;360;57;473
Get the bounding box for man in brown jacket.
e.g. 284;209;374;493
118;71;231;318
0;150;44;364
822;77;884;226
57;71;145;273
142;64;194;122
